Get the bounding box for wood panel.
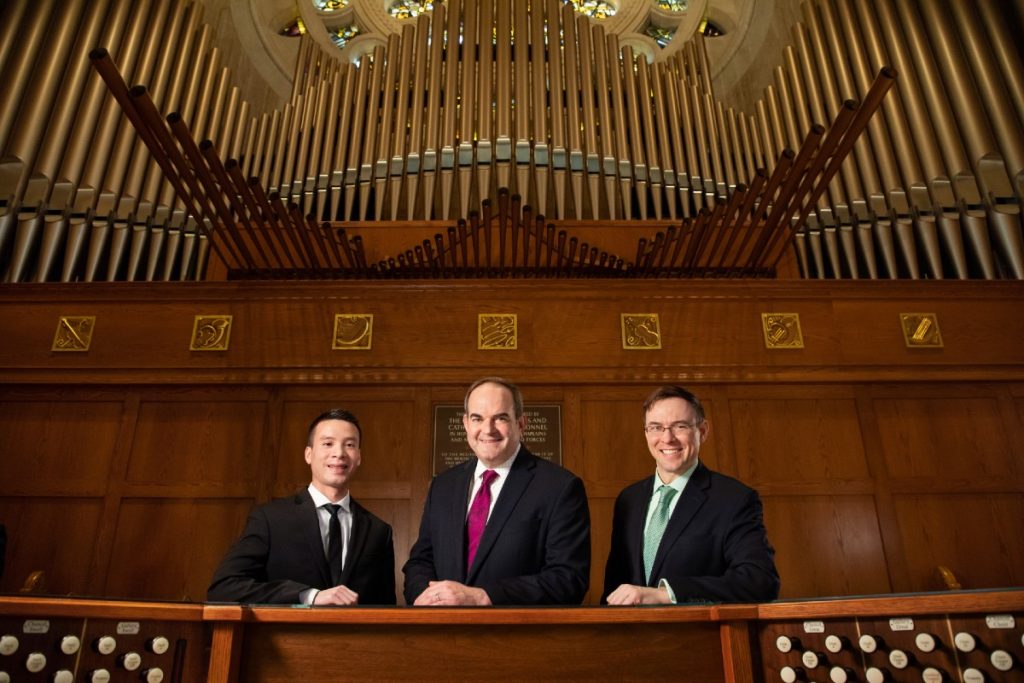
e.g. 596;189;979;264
105;498;252;601
761;495;891;599
128;398;269;486
0;399;123;496
892;493;1024;592
874;396;1016;480
0;497;104;594
728;394;869;485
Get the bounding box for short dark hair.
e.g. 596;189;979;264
307;408;362;446
641;385;706;423
463;376;524;418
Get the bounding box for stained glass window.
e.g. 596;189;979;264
645;24;675;48
330;24;361;49
388;1;437;19
657;0;688;11
314;0;350;10
569;0;616;19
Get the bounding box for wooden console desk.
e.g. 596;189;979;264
3;592;1022;682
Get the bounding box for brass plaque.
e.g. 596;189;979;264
900;313;943;348
52;316;95;352
621;313;662;350
333;313;373;350
761;312;804;349
190;315;233;351
478;313;517;350
431;404;562;475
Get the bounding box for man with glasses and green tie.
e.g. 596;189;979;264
603;386;779;605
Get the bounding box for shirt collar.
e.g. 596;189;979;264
308;483;351;511
474;443;521;478
653;459;699;495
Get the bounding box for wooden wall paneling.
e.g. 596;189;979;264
892;493;1024;592
873;392;1015;481
726;388;870;486
127;392;271;494
105;498;254;601
85;393;140;596
0;497;104;594
760;495;891;599
0;395;123;496
853;384;912;594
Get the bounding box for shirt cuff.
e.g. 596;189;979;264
299;588;318;605
657;579;677;604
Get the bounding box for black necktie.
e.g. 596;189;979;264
325;503;343;585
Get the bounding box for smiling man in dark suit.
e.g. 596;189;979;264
207;408;396;605
603;386;779;605
404;377;590;606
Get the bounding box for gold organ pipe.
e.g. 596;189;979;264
441;0;461;217
621;46;648;215
456;5;475;218
423;8;444;215
269;102;292;194
950;0;1024;191
513;1;530;145
577;15;600;218
592;25;616;218
890;0;975;205
635;57;662;218
606;35;631;219
652;63;676;219
375;34;401;217
773;65;800;152
24;0;109;206
0;1;57;159
562;3;584;218
918;0;1000;173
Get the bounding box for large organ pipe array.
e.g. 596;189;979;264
0;0;1021;282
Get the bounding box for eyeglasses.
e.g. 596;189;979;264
644;422;700;436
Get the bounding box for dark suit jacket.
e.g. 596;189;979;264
602;462;779;603
207;490;396;604
403;448;590;605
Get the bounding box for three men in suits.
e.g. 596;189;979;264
207;408;396;605
404;377;591;605
603;386;779;605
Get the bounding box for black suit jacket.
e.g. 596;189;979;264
403;448;590;605
602;462;779;603
207;490;396;604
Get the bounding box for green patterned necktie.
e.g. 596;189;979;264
643;485;678;583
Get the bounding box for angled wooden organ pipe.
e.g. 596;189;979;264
0;0;1020;282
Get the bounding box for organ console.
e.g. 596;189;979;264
3;591;1022;682
0;0;1020;283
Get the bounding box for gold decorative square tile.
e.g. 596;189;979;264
333;314;374;350
190;315;233;351
621;313;662;350
478;314;518;350
52;316;96;352
761;312;804;349
900;313;943;348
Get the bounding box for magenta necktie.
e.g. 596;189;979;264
466;469;499;572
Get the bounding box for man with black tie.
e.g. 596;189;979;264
208;408;396;605
404;377;591;605
603;386;779;605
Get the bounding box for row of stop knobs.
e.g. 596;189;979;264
0;632;170;682
774;631;1020;682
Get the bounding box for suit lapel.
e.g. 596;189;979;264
340;499;369;586
467;449;536;581
651;464;710;581
449;459;475;582
298;490;333;586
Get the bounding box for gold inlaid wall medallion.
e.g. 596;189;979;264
621;313;662;350
52;316;96;352
333;314;374;350
190;315;233;351
900;313;943;348
478;314;518;350
761;313;804;349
